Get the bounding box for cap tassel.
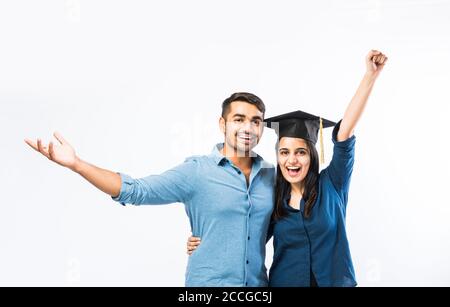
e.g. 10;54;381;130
319;117;324;165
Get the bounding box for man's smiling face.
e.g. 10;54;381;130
220;101;264;155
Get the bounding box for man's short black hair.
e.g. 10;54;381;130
221;92;266;119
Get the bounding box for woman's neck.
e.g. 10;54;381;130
291;182;304;197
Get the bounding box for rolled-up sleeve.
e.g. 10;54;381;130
324;120;356;201
112;157;198;206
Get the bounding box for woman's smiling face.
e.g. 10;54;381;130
277;137;311;184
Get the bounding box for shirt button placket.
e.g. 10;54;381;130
246;190;252;287
244;190;251;287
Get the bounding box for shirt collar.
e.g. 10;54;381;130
210;143;264;166
211;143;227;165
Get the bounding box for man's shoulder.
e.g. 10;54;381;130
255;153;275;171
183;154;215;167
260;159;275;170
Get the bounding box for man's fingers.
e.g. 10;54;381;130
53;131;67;145
24;139;39;151
48;142;55;160
37;139;50;159
187;236;201;255
37;138;43;152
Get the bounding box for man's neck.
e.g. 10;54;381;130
221;144;253;170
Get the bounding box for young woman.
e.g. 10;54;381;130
187;50;388;287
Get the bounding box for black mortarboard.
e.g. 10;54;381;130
264;110;337;163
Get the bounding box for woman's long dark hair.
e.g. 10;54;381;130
272;139;320;220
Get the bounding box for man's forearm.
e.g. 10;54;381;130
71;158;122;198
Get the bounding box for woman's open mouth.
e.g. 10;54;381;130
286;166;301;177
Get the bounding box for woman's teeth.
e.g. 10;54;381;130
287;166;301;176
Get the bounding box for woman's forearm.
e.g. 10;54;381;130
337;50;388;141
338;73;377;141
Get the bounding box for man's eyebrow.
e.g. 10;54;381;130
231;114;263;121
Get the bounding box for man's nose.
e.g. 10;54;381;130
241;121;252;132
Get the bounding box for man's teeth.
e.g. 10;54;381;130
239;135;252;140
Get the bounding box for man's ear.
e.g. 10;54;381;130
219;117;226;134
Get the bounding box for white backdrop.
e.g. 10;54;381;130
1;0;449;286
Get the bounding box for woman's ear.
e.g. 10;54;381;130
219;117;226;134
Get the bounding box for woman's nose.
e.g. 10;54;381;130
287;154;298;164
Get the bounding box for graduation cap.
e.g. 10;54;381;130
264;110;337;164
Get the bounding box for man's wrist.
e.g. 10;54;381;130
71;157;83;173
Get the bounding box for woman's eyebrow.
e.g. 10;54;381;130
278;147;308;152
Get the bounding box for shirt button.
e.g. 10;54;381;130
245;282;248;286
248;236;250;240
246;260;249;264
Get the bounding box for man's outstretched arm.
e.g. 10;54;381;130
25;132;121;198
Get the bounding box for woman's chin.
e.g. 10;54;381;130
282;174;304;184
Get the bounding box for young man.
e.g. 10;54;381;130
25;92;275;287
